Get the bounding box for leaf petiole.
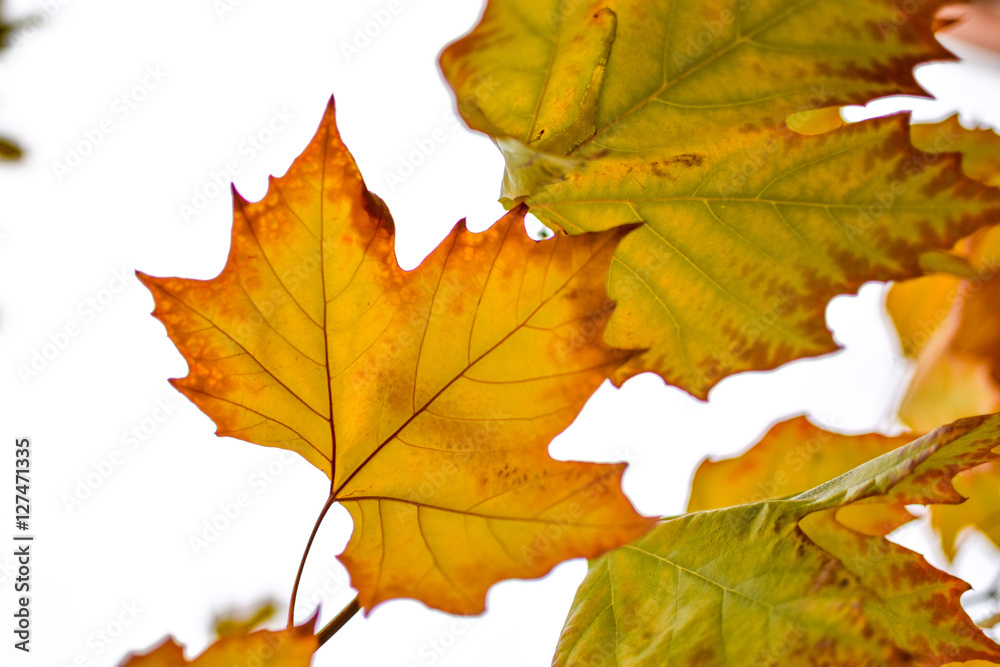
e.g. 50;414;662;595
288;493;337;628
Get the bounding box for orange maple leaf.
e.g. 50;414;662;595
139;97;654;615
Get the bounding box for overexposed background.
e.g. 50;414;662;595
1;1;999;665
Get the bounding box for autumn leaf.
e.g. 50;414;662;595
886;118;1000;428
440;0;1000;398
911;115;1000;189
895;276;1000;433
139;97;654;615
932;461;1000;562
119;621;316;666
884;155;1000;560
553;414;1000;666
887;225;1000;432
867;121;1000;361
212;599;279;638
885;271;962;359
687;415;915;535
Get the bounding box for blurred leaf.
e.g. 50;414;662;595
212;600;278;638
119;620;317;666
0;137;22;160
888;224;1000;432
931;461;1000;562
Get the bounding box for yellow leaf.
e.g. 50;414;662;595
888;225;1000;432
885;274;961;359
897;286;1000;434
886;273;963;358
555;415;1000;666
441;0;1000;398
687;415;914;535
119;622;316;666
140;97;654;615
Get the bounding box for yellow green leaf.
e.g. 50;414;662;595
911;115;1000;189
139;97;654;615
441;0;1000;397
687;415;914;535
212;600;278;638
554;414;1000;666
917;250;979;279
119;621;316;666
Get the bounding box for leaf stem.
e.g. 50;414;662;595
315;595;361;647
288;493;337;628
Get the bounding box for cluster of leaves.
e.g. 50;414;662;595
126;0;1000;665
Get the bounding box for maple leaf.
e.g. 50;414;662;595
553;414;1000;667
687;415;915;535
118;621;316;666
139;97;654;615
440;0;1000;398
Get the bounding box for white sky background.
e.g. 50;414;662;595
0;1;998;665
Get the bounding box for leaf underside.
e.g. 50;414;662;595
140;98;654;615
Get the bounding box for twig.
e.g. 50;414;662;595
316;595;362;647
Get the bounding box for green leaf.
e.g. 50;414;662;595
554;414;1000;666
441;0;1000;397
